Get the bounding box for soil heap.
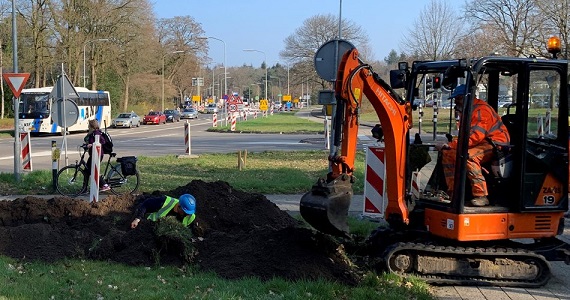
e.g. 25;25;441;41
0;180;360;285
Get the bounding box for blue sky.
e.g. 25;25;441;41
153;1;446;67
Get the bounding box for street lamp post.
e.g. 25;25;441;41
243;49;267;102
83;38;110;87
162;50;184;112
217;73;230;99
198;37;226;99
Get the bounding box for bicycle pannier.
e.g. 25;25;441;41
117;156;137;176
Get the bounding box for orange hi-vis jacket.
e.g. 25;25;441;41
448;98;510;149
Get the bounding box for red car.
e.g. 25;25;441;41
142;111;166;125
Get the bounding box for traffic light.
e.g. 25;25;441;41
426;77;434;95
433;75;441;89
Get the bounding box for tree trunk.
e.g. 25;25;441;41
123;75;130;112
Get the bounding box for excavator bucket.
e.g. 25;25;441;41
300;175;353;237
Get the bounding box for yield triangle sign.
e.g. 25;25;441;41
2;73;30;98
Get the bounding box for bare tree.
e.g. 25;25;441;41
280;14;370;90
157;16;207;105
17;0;54;87
108;0;158;111
401;0;465;60
465;0;543;57
536;0;570;58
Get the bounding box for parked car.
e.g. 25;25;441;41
142;111;166;125
206;104;219;114
180;108;198;119
164;109;181;122
111;112;140;128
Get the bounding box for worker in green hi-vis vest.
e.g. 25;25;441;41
130;194;196;229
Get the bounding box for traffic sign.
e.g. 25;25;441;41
227;95;243;105
228;103;238;112
2;73;30;98
50;74;80;127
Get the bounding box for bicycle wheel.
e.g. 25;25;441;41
108;167;140;195
56;165;88;197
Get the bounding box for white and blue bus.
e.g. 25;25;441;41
18;86;112;134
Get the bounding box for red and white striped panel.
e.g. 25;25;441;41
20;132;32;171
363;146;387;217
411;171;421;199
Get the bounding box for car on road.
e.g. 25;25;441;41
111;112;141;128
273;102;282;111
164;109;181;122
142;111;166;125
206;104;219;114
180;108;198;119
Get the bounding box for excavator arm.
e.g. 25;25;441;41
301;48;413;236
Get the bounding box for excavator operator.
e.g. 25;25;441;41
436;84;510;206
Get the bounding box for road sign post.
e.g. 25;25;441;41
2;72;30;181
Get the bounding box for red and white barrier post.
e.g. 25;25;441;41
324;117;330;150
231;113;236;131
20;131;32;171
545;110;551;135
537;115;544;136
212;113;218;127
254;110;258;119
184;121;192;155
89;134;102;203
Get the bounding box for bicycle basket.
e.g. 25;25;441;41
117;156;137;176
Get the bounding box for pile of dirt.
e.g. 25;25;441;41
0;180;361;285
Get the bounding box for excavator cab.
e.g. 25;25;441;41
412;57;568;233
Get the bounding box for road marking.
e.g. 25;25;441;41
0;150;53;160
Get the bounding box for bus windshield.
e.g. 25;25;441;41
19;93;50;119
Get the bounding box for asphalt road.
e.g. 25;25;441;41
0;112;332;173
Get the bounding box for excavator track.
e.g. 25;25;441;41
381;242;551;287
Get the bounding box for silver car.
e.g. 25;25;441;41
180;108;198;119
112;112;141;128
206;104;219;114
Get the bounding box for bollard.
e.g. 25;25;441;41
418;104;423;133
177;121;198;158
51;140;60;191
20;132;32;171
324;117;330;150
537;115;544;137
231;114;236;131
432;103;439;141
184;121;192;155
545;110;551;135
89;134;102;203
212;113;218;128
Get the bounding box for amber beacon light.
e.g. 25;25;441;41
547;36;561;58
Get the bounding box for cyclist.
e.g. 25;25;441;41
83;119;110;191
130;194;196;229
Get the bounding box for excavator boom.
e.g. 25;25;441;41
300;49;413;235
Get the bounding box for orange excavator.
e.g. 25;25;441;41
301;38;570;287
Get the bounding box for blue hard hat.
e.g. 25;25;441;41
179;194;196;215
448;84;467;99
